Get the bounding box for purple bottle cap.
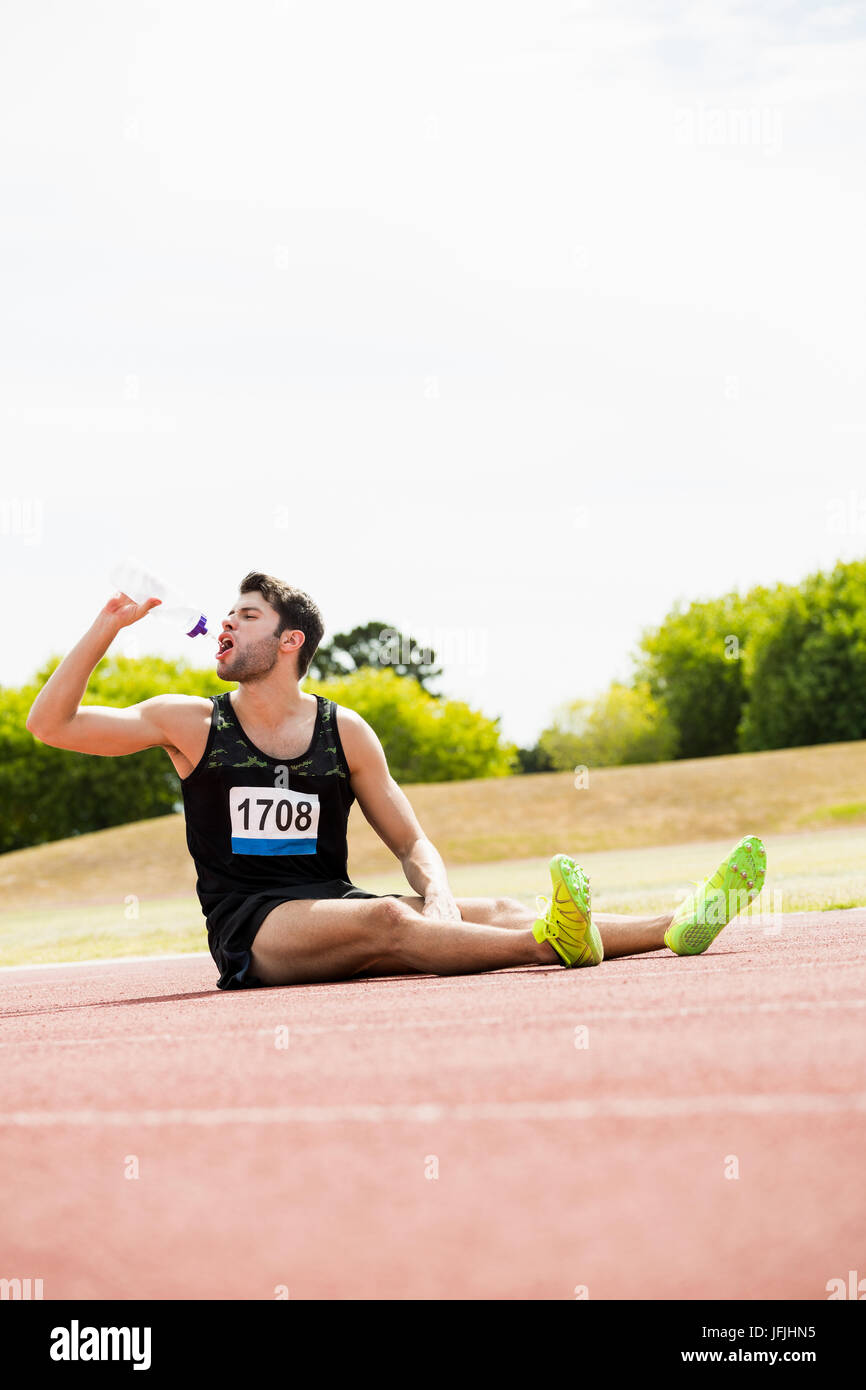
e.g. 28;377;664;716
186;615;208;638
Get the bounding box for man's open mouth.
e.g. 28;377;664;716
216;634;235;660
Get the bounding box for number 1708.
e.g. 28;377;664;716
236;796;313;832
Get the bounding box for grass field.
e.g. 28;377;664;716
2;739;866;966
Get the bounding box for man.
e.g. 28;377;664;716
26;571;767;990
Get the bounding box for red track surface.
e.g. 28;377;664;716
2;910;865;1300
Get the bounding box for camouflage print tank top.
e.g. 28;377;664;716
180;691;355;919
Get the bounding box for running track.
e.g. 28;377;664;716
1;910;865;1300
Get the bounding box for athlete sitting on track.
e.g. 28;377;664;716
26;572;767;990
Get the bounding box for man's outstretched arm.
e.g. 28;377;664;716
337;707;462;922
26;592;187;755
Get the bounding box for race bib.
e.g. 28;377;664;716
229;786;320;856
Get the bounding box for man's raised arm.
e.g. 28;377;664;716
26;592;182;756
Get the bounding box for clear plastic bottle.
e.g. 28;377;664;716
109;558;211;639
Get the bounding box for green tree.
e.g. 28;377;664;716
309;666;516;782
311;620;443;692
514;744;555;774
538;682;676;770
739;560;866;751
634;590;771;759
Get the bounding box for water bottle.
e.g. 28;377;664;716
109;558;211;639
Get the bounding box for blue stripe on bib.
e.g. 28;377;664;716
231;837;318;857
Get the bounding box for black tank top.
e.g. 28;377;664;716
180;691;355;919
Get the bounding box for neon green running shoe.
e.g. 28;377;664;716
664;835;767;956
533;855;604;968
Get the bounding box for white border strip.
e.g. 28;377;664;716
1;1092;865;1127
0;951;209;973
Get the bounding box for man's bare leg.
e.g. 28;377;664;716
591;912;673;957
249;895;557;986
397;895;673;959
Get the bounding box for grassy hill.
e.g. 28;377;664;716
2;739;866;915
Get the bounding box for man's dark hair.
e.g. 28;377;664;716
238;572;324;679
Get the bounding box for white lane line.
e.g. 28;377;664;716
596;998;866;1019
613;954;866;979
0;952;209;973
1;1092;865;1126
2;998;866;1049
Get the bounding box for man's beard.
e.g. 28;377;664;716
229;634;281;685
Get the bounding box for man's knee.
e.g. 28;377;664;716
496;896;527;919
373;895;415;943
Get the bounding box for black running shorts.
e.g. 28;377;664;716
207;880;404;990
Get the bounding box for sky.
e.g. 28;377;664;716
2;1;866;745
